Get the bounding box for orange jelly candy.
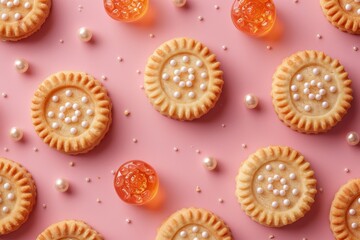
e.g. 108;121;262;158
231;0;276;37
114;160;159;205
103;0;149;22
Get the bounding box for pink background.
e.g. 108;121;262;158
0;0;359;239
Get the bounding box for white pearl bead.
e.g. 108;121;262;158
257;175;264;181
329;86;337;93
2;206;9;213
47;111;55;118
170;59;176;66
296;74;303;81
180;66;187;72
70;127;77;135
179;231;187;237
179;81;186;88
201;231;209;238
200;83;207;90
345;3;352;11
24;2;31;8
81;121;89;128
14;12;21;20
283;199;290;206
78;27;92;42
7;193;14;200
293;94;300;101
188;68;194;74
304;105;311;112
196;60;203;67
192;226;199;232
1;13;8;21
72;103;79;110
186;81;193;87
174;69;181;76
81;96;88;103
256;187;264;194
182;56;189;63
289;173;296;180
52;95;59;102
86;109;94;116
347;132;360;146
292;188;299;196
312;68;320;75
162;73;169;80
51;122;59;129
201;72;208;79
324;75;331;81
351;222;358;229
188;92;195;99
188;74;195;81
14;59;29;73
173;76;180;83
244;94;259;109
322;101;329;109
55;178;69;192
65;90;72;97
172;0;186;7
9;127;23;141
349;209;356;215
265;164;272;171
271;201;279;208
173;91;181;98
202;156;217;170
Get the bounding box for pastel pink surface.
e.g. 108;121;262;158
0;0;359;239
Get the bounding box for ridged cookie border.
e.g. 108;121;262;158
235;146;317;227
31;71;112;155
36;220;103;240
0;157;36;235
156;208;232;240
144;37;224;121
0;0;52;41
320;0;360;34
330;179;360;240
272;50;352;134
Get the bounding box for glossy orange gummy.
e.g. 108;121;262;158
114;160;159;205
103;0;148;22
231;0;276;37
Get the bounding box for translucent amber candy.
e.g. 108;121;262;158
104;0;149;22
114;160;159;205
231;0;276;37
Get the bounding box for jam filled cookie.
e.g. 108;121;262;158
37;220;103;240
144;37;224;121
0;0;51;41
0;157;36;235
156;208;232;240
235;146;317;227
272;50;352;134
320;0;360;34
330;179;360;240
31;71;112;155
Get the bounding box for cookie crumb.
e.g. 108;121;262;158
139;85;144;90
214;5;219;9
198;16;204;21
195;186;201;193
125;218;132;223
69;161;75;167
85;177;91;182
221;123;226;128
242;143;247;149
2;92;7;98
136;69;141;74
149;33;155;38
316;34;322;39
3;147;8;152
96;198;101;203
173;147;179;152
218;198;224;203
111;169;115;175
294;0;298;3
302;238;308;240
344;168;350;173
101;75;107;81
117;56;123;62
42;204;47;209
269;234;275;239
33;147;39;152
195;149;201;154
222;45;228;51
124;110;131;116
132;138;138;143
353;46;359;51
59;39;64;44
266;45;272;50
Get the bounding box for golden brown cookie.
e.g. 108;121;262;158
144;37;224;121
0;157;36;235
272;50;352;134
320;0;360;34
330;179;360;240
0;0;51;41
235;146;317;227
156;208;232;240
37;220;103;240
31;71;112;155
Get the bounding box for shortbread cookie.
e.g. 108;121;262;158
0;0;51;41
156;208;232;240
37;220;103;240
236;146;317;227
320;0;360;34
0;157;36;235
31;71;112;154
330;179;360;240
144;37;224;120
272;50;352;134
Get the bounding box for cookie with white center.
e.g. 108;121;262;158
0;157;36;234
330;179;360;240
156;208;232;240
272;50;352;134
320;0;360;34
144;37;223;120
31;71;112;154
37;220;103;240
0;0;51;41
235;146;317;227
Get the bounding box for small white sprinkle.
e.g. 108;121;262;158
132;138;138;143
75;110;81;116
257;187;264;194
315;94;322;100
280;178;287;185
174;69;181;76
7;193;14;200
354;46;359;51
279;164;286;170
173;147;179;152
192;226;199;232
2;206;9;213
1;13;8;21
308;93;315;100
6;1;13;7
64;117;71;123
179;231;187;237
222;45;227;50
316;33;322;39
329;86;337;93
293;94;300;101
202;231;209;238
357;9;360;15
266;45;272;50
349;209;356;215
345;3;352;11
324;75;331;81
317;82;324;88
273;189;279;196
182;56;189;63
179;81;186;88
289;173;296;180
292;188;299;196
70;127;77;135
283;185;289;190
351;222;358;229
296;74;303;81
170;59;176;66
58;113;65;119
24;2;31;8
65;90;72;97
268;177;274;183
173;91;181;98
290;85;298;92
3;183;10;190
149;33;155;38
188;68;195;74
173;76;180;83
196;60;203;67
273;174;280;181
200;83;207;90
65;102;72;108
271;201;279;208
319;89;326;95
283;199;291;206
52;96;59;102
71;116;78;122
47;111;55;118
280;190;286;196
214;5;219;9
310;79;316;86
125;218;131;223
267;184;273;190
304;82;310;88
73;104;79;110
186;81;193;87
303;88;310;94
188;92;195;99
81;121;89;128
86;109;94;116
59;106;66;112
312;68;320;75
180;66;187;72
51;122;59;129
188;74;195;81
257;175;264;181
322;101;329;109
14;13;21;20
304;105;311;112
265;164;272;171
81;96;88;103
117;56;123;62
